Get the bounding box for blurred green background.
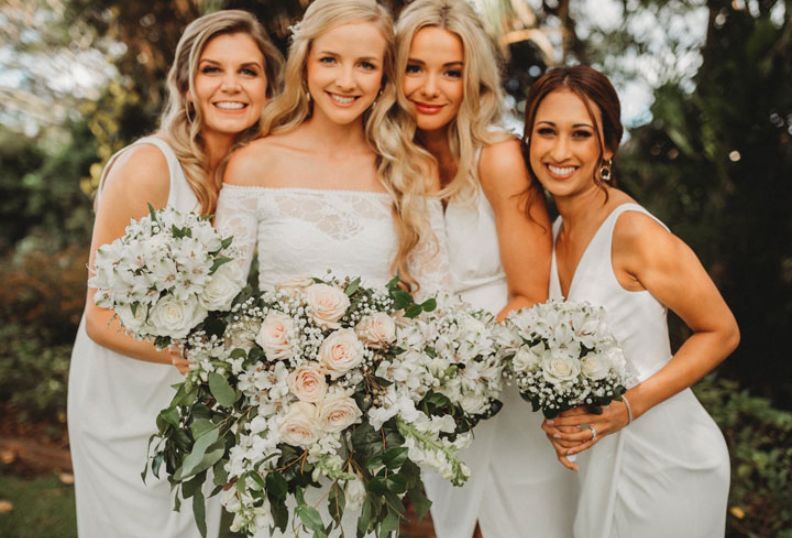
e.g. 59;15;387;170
0;0;790;536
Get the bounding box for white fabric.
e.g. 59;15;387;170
424;189;578;538
549;203;730;538
214;185;451;537
68;136;222;538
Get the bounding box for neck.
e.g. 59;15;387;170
555;182;610;232
302;110;367;153
418;128;451;160
202;130;235;173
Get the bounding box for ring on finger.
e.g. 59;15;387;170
590;425;597;441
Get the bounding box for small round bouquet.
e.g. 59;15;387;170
89;204;243;347
145;275;503;537
503;300;630;418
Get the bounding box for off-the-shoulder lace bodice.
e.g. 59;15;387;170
215;186;450;296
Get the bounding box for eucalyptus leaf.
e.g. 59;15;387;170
174;428;220;481
208;372;237;407
192;488;207;538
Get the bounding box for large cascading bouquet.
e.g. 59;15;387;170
89;204;243;347
503;300;630;418
145;276;506;537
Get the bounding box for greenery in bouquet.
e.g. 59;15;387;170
145;275;507;537
89;205;243;348
504;300;630;419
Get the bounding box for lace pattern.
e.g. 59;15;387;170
214;186;452;296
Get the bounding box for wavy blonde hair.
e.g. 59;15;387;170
396;0;508;202
261;0;433;289
159;9;284;215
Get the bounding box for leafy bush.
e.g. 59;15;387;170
695;377;792;538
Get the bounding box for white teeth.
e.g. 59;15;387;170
330;94;356;105
215;102;245;110
548;165;575;176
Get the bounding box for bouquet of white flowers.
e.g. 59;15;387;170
146;276;499;537
503;300;630;418
89;205;243;347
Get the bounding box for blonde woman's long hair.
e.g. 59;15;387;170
159;9;284;215
261;0;433;290
396;0;508;202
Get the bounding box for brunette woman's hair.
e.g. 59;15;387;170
522;65;623;191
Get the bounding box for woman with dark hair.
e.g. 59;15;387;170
527;65;738;538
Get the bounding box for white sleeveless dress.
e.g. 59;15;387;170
549;203;730;538
68;137;222;537
214;185;450;537
423;189;577;538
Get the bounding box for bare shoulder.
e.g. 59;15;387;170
613;206;682;269
224;137;281;186
478;137;528;197
100;143;170;205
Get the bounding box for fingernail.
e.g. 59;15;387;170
546;419;554;425
553;433;560;439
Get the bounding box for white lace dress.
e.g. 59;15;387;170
214;185;451;536
422;189;578;538
68;137;222;538
550;203;730;538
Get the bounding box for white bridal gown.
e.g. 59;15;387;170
549;203;730;538
214;185;450;537
68;136;222;538
423;188;578;538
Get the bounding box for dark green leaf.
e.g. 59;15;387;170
212;458;228;487
407;484;431;520
192;488;207;538
265;471;288;500
382;447;408;469
174;428;220;480
296;503;326;534
182;470;207;499
156;406;180;431
328;482;345;526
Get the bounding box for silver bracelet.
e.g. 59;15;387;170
623;395;634;425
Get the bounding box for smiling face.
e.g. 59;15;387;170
528;89;613;199
402;26;464;133
192;32;268;139
305;21;387;126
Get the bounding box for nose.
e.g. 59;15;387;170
420;73;439;98
335;65;356;92
550;134;572;162
220;72;241;93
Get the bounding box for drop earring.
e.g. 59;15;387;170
600;158;613;182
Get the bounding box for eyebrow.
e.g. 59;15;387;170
407;58;464;67
316;50;381;63
199;58;263;67
536;120;594;128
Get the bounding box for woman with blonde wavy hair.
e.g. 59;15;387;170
68;10;283;538
395;1;575;537
215;0;447;301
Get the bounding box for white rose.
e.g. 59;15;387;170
344;477;367;511
355;313;396;349
318;329;364;379
199;263;243;311
541;353;581;384
279;402;320;447
287;362;328;403
317;391;362;433
460;392;488;415
580;353;610;381
305;283;350;328
147;294;207;338
512;345;542;373
256;312;297;360
117;302;147;333
603;345;627;373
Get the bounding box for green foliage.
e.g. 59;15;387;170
0;472;77;538
695;376;792;537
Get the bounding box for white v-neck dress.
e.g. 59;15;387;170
423;189;577;538
549;203;730;538
68;137;222;538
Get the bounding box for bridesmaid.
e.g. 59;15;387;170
530;65;739;537
394;1;576;537
67;11;283;538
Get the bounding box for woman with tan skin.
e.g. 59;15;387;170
526;65;738;537
395;1;575;537
67;11;283;537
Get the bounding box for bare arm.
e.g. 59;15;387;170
478;139;552;320
544;211;739;465
84;144;182;368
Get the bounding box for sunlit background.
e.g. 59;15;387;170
0;1;790;536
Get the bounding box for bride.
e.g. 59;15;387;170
214;0;448;535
